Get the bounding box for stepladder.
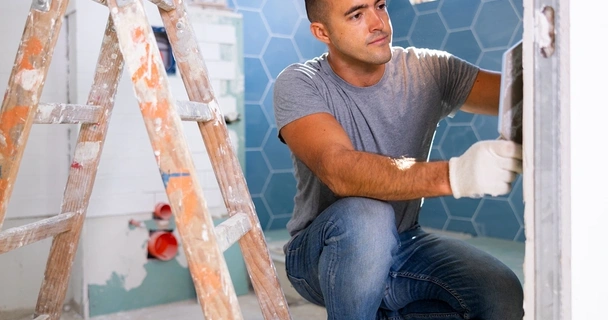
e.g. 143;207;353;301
0;0;291;319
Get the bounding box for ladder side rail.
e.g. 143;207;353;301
0;0;71;229
107;0;243;318
159;3;292;319
35;17;125;319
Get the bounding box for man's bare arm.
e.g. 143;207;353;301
280;113;453;201
461;69;501;115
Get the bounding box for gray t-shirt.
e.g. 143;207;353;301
273;46;479;238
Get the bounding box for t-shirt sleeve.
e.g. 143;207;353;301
273;64;332;143
418;49;480;118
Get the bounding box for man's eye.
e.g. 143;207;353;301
378;3;386;10
351;13;362;20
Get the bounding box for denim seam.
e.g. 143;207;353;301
326;221;338;320
389;271;470;319
402;312;462;319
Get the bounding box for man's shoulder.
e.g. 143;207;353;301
277;55;327;83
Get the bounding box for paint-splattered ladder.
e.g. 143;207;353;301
0;0;291;319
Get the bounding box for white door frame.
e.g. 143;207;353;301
522;0;571;318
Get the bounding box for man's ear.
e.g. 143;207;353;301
310;22;331;45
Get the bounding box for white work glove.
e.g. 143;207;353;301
448;140;522;199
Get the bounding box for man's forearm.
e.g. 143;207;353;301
320;149;452;201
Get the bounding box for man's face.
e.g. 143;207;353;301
322;0;393;65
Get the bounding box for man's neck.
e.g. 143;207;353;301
327;52;386;87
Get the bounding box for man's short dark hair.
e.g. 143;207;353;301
305;0;328;23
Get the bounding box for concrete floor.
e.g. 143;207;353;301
89;295;326;320
3;294;326;320
3;229;523;320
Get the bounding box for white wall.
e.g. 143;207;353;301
1;0;242;315
73;0;238;219
570;1;608;319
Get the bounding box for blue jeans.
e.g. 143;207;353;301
285;197;524;320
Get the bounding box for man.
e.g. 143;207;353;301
272;0;524;319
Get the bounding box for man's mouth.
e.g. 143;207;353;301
369;35;389;45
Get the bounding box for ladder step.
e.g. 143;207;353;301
90;0;175;11
34;101;212;124
0;212;76;254
35;103;103;124
176;100;213;122
214;212;252;252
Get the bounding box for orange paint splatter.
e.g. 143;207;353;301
0;106;30;157
19;37;43;70
131;43;161;88
131;27;146;44
166;174;197;226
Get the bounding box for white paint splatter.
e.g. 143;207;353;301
15;69;43;91
36;103;56;120
202;230;209;241
73;141;100;163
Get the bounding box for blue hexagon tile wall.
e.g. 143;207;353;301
230;0;525;242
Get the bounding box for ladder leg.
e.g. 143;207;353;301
0;0;70;229
35;17;124;319
106;0;243;319
159;4;291;320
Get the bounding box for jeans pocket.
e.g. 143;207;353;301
287;274;325;306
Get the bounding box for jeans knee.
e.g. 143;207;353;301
324;197;398;264
331;197;395;230
479;268;524;319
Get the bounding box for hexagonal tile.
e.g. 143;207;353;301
474;199;521;240
262;85;276;126
439;125;478;159
263;128;293;170
245;150;270;195
515;228;526;242
294;18;327;60
253;196;271;229
268;216;291;230
428;147;444;161
262;0;300;36
409;13;447;50
419;197;448;230
433;119;449;145
443;30;481;64
388;0;416;39
245;104;270;148
445;219;478;236
245;57;270;102
262;37;300;79
474;1;520;49
510;0;523;18
443;197;481;219
234;0;264;10
393;38;411;48
264;172;297;216
294;0;307;16
508;176;524;223
472;114;500;140
241;10;270;56
446;110;475;125
412;0;440;14
510;22;523;47
440;0;481;30
477;48;506;72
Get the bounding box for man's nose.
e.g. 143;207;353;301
368;10;385;32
